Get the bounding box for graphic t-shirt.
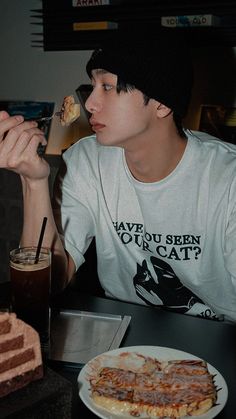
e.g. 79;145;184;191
54;130;236;323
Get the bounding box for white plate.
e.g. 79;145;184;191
78;345;228;419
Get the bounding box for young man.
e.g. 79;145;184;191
0;30;236;322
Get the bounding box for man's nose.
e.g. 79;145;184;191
85;91;101;113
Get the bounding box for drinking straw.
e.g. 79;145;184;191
34;217;48;264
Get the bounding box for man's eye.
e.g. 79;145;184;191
102;84;113;91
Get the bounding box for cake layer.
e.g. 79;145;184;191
0;320;11;335
0;313;14;335
0;354;43;385
0;313;25;354
0;347;35;374
0;313;43;396
0;334;24;354
0;364;43;398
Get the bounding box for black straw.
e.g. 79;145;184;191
35;217;47;264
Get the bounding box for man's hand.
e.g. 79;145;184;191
0;111;50;180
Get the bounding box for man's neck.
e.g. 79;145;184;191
124;132;187;183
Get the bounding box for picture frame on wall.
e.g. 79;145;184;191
199;104;236;144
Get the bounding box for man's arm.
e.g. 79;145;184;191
0;111;75;292
21;176;75;292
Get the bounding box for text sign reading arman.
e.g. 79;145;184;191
73;0;110;7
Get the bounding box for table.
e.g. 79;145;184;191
1;281;236;418
50;286;236;419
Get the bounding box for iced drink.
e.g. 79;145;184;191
10;247;51;348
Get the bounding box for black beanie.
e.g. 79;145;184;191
86;28;193;118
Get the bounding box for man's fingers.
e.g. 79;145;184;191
0;111;10;121
0;114;25;142
1;120;38;145
4;126;46;155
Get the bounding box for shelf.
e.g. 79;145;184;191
31;1;236;49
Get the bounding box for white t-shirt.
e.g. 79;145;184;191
54;130;236;322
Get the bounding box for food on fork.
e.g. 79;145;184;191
89;353;217;417
60;95;80;126
0;311;43;398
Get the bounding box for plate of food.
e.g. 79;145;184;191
78;345;228;419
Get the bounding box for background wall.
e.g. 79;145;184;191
0;0;236;154
0;0;93;155
185;46;236;133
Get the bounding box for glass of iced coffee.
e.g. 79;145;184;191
10;246;51;350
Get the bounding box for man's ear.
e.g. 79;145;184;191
156;102;172;118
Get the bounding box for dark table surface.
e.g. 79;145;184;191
49;286;236;419
1;281;236;418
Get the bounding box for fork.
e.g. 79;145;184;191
34;111;61;122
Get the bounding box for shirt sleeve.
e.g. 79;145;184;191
52;141;97;271
224;174;236;300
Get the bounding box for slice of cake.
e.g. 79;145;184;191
0;312;43;398
60;95;80;126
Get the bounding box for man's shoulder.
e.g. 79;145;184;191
187;130;236;162
64;134;97;154
187;130;236;153
62;135;122;173
63;135;120;157
187;130;236;188
62;135;100;166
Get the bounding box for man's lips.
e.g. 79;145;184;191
90;119;106;132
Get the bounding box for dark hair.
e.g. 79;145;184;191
116;77;186;138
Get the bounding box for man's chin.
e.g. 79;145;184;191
96;133;126;149
96;135;117;147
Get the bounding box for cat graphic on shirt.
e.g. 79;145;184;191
133;256;218;318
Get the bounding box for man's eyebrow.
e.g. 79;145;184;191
90;69;109;82
93;69;109;75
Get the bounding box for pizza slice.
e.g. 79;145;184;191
89;356;217;418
